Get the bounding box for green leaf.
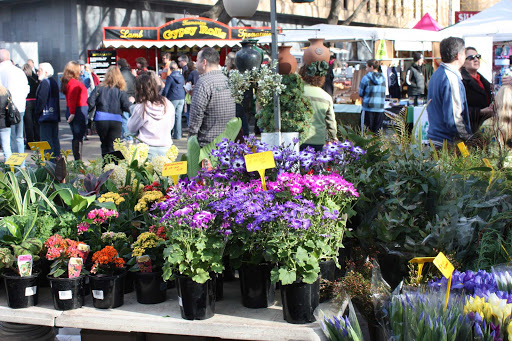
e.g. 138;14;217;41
278;268;296;285
295;246;309;264
191;268;210;284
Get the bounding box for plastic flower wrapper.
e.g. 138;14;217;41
492;264;512;293
370;260;393;340
314;292;364;341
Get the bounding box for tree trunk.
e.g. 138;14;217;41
327;0;342;25
342;0;370;26
200;0;232;24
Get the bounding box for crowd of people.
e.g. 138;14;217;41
1;36;512;164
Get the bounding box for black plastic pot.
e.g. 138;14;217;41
48;275;84;310
215;273;223;301
124;270;135;294
134;271;166;304
175;275;215;320
239;263;276;308
280;278;320;324
319;259;336;282
3;272;39;309
89;270;126;309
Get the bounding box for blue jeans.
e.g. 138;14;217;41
10;111;25;166
148;145;170;159
0;127;12;161
121;111;132;140
171;99;185;139
69;112;87;141
40;122;61;159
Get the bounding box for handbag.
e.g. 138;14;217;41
39;79;60;123
5;92;21;126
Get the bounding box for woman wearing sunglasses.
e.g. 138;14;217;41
460;47;494;133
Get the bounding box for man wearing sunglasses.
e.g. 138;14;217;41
460;47;494;133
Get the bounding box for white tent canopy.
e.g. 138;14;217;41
441;0;512;42
258;24;443;51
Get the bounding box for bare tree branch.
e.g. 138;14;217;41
200;0;232;24
343;0;370;26
327;0;342;25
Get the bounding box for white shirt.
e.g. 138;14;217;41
0;60;30;112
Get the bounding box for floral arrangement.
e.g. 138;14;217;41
90;245;125;275
322;315;363;341
98;192;125;206
45;234;88;278
113;139;149;165
225;61;286;107
202;137;365;186
129;232;165;272
134;190;164;212
155;181;229;284
145;146;179;176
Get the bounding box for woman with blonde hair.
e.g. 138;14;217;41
61;60;88;160
127;73;174;158
494;85;512;148
0;79;12;161
88;65;133;157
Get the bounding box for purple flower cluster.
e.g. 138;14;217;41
200;137;365;185
429;269;499;295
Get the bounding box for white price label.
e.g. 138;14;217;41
92;290;104;300
25;286;37;296
58;290;73;300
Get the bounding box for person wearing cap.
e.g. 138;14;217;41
406;52;425;106
460;47;494;133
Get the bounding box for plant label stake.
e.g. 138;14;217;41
5;153;29;172
409;257;435;284
244;151;276;191
457;142;469;157
162;161;188;185
29;141;51;165
482;158;495;186
410;252;454;309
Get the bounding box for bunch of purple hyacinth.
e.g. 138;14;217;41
429;269;498;295
322;315;364;341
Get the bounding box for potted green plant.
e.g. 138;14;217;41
128;231;167;304
89;245;126;309
157;183;227;320
256;73;314;149
44;234;88;310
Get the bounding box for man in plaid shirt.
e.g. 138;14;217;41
188;47;236;147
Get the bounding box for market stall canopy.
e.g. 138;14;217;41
102;17;273;48
257;24;443;51
441;0;512;42
413;13;443;31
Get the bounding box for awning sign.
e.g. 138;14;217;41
104;28;158;41
103;17;274;44
160;19;229;40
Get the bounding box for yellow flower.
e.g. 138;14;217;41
134;191;164;212
98;192;125;205
508;321;512;341
131;232;164;256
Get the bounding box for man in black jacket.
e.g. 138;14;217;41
118;58;135;140
460;47;494;134
406;52;425;106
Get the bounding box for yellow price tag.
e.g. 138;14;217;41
433;252;454;279
409;257;436;284
244;151;276;191
162;161;187;185
5;153;29;172
457;142;469;157
482;158;495;186
29;141;51;165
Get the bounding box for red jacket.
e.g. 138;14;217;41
91;73;100;86
65;78;88;115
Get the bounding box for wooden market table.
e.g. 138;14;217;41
0;280;327;341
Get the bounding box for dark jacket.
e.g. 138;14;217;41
321;62;334;96
164;70;186;101
35;77;61;123
87;85;132;122
0;90;8;129
460;67;493;134
26;72;39;99
406;63;425;96
187;70;199;85
120;66;135;97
